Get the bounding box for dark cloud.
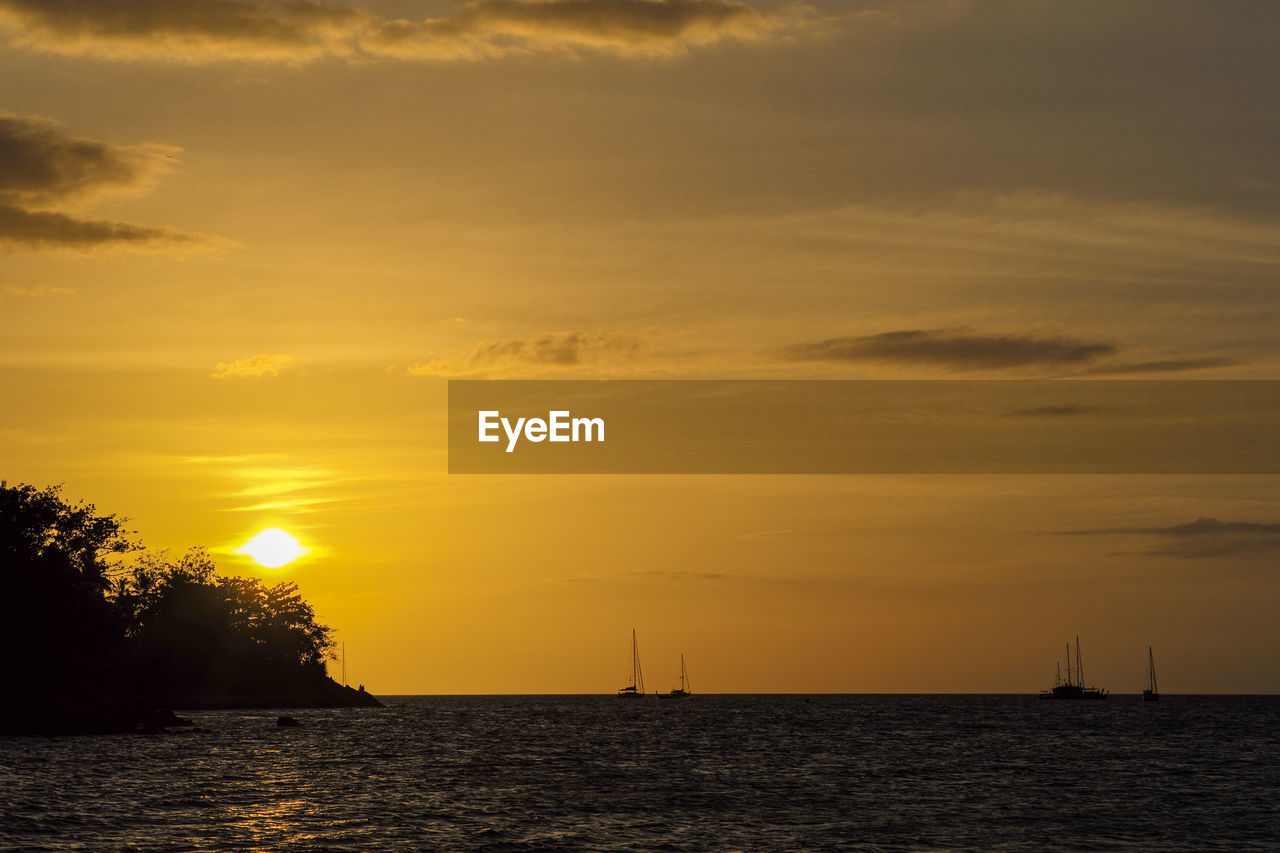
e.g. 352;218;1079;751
0;113;164;203
1003;404;1093;418
778;330;1116;370
0;0;363;61
471;0;758;36
0;114;212;252
1079;357;1241;376
629;568;728;582
0;205;198;250
0;0;789;62
1056;516;1280;559
409;332;641;375
554;567;728;584
472;332;641;367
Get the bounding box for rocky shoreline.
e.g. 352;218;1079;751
3;677;382;736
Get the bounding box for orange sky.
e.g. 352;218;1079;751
2;0;1278;693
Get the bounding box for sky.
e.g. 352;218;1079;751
2;0;1278;693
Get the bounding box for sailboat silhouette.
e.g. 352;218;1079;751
1040;636;1108;700
667;654;691;698
617;629;645;698
1143;646;1160;701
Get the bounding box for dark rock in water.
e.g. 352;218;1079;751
277;715;302;727
147;709;194;728
160;677;384;712
135;709;194;734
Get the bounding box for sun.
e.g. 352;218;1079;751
235;528;309;568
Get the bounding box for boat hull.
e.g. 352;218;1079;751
1040;685;1109;700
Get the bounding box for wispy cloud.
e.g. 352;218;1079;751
552;566;729;584
365;0;794;60
0;204;203;251
0;113;219;252
1056;516;1280;559
777;329;1116;371
220;496;340;513
176;454;343;515
212;353;299;379
1;283;74;297
408;332;640;376
234;477;335;497
0;0;799;63
775;328;1246;377
1077;357;1241;376
1002;404;1093;418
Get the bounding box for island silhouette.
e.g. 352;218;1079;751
0;481;379;735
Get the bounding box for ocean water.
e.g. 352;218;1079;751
2;695;1277;851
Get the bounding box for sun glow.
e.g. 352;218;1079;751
235;528;309;568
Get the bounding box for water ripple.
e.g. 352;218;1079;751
2;695;1278;851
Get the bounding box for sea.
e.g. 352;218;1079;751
2;695;1277;851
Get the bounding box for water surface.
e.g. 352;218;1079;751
3;695;1277;850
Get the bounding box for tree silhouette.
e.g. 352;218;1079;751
116;549;336;704
0;481;375;734
0;482;134;732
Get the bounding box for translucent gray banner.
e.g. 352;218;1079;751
448;380;1280;474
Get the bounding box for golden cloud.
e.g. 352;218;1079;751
0;0;800;63
212;353;300;379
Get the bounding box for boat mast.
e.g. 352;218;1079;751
1148;646;1158;694
632;629;645;695
1075;635;1084;687
1065;642;1073;686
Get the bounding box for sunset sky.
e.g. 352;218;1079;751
2;0;1278;693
